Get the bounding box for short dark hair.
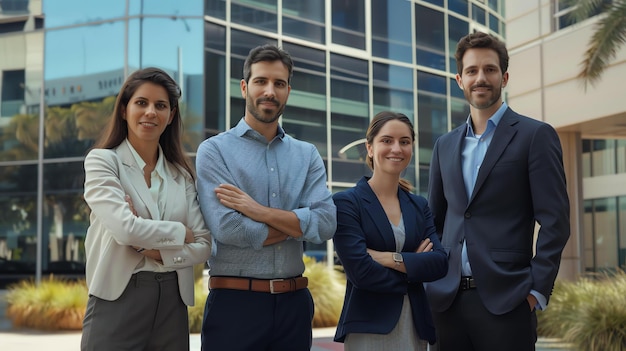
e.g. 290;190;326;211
243;44;293;84
455;32;509;75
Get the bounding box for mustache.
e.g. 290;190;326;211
257;97;279;106
471;83;493;90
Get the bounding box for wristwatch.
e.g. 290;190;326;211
392;252;403;266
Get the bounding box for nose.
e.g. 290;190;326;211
263;84;275;98
391;141;402;152
145;104;157;117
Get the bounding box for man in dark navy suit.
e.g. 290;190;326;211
425;32;570;351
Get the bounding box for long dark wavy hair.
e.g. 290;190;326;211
365;111;415;192
92;67;195;179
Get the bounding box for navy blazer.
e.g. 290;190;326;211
425;107;570;315
333;177;448;344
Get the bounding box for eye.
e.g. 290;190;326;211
275;81;287;88
156;103;168;110
135;100;146;106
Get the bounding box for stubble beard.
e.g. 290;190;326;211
246;96;284;124
466;82;502;110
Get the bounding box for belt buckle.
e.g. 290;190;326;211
269;279;285;294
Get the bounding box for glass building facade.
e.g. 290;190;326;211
3;0;622;286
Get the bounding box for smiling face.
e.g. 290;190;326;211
241;60;291;128
366;119;413;177
456;47;508;115
123;82;173;149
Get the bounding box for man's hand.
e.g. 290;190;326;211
263;227;289;246
527;294;538;311
215;184;266;221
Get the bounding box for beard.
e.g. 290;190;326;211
465;82;502;110
246;95;285;124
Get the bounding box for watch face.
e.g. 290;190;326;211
393;252;403;262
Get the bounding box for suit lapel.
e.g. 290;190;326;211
470;109;518;203
358;179;397;251
161;162;183;221
449;127;470;206
116;142;160;219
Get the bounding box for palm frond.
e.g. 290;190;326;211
564;0;609;23
579;0;626;89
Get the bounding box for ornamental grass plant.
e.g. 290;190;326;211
537;270;626;351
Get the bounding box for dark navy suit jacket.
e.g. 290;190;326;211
425;107;570;315
333;177;448;344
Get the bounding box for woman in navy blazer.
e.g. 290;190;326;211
333;111;448;350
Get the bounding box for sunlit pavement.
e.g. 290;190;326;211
0;328;342;351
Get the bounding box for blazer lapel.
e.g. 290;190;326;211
449;127;469;206
470;109;518;203
358;179;397;251
116;142;159;219
161;163;184;220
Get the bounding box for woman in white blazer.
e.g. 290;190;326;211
81;67;211;351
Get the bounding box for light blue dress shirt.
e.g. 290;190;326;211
195;117;337;279
461;102;546;309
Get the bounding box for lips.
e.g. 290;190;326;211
139;122;158;127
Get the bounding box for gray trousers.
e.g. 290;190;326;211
81;271;189;351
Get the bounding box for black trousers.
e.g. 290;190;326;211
432;288;537;351
201;288;314;351
81;271;189;351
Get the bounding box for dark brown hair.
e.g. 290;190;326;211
243;44;293;84
455;31;509;75
93;67;195;179
365;111;415;192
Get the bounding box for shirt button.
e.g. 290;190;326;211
270;167;275;171
272;193;276;197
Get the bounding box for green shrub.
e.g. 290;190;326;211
537;270;626;351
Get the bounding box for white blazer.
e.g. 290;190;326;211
83;141;211;305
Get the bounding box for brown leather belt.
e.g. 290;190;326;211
460;276;476;290
209;276;308;294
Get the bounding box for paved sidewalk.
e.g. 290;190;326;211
0;328;342;351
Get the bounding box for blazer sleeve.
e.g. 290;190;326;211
84;149;186;249
529;123;570;301
333;190;410;294
159;171;212;268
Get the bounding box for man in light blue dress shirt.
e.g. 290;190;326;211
425;32;570;351
196;44;337;351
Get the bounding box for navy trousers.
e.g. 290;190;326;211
201;288;315;351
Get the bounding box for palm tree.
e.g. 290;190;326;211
566;0;626;89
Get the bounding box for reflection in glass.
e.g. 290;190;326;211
418;71;447;193
332;0;365;50
43;162;88;274
592;198;618;272
472;4;486;26
205;22;227;138
205;0;227;19
282;43;327;155
283;0;325;43
450;77;468;129
231;0;277;33
330;54;369;184
448;15;469;72
371;0;412;62
415;5;445;70
449;0;469;17
0;165;38;276
43;0;126;28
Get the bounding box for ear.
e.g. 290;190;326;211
121;107;126;120
240;79;247;99
455;73;463;90
502;71;509;88
366;142;373;158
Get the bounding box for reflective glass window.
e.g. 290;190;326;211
450;77;468;129
489;0;499;12
618;139;626;174
371;0;412;63
415;5;445;70
283;0;325;44
472;4;486;26
231;0;277;33
417;71;447;193
43;0;126;28
489;13;499;33
0;164;38;278
128;17;205;149
423;0;443;6
43;162;88;274
583;199;594;272
330;54;369;184
45;23;125;158
592;139;616;176
205;0;227;19
205;22;227;137
372;63;415;187
619;196;626;268
129;0;202;16
281;43;327;154
331;0;365;50
449;0;469;17
448;15;469;74
592;198;618;272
